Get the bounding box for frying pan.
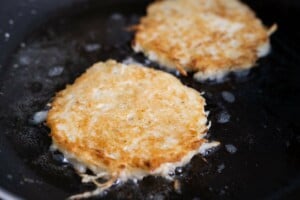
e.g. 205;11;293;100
1;0;300;199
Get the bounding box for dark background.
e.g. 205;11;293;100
1;0;300;199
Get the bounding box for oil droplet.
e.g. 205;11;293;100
110;13;124;21
217;163;225;173
175;167;183;175
4;32;10;40
221;91;235;103
29;110;48;125
30;9;37;15
48;66;64;77
122;57;141;65
84;43;101;52
8;19;14;25
20;42;26;48
217;111;230;124
225;144;237;154
7;174;13;180
19;56;31;65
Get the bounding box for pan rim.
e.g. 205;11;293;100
0;187;22;200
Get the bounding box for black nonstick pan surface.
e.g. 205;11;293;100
1;0;300;199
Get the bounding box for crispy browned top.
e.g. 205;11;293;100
47;60;208;177
133;0;272;80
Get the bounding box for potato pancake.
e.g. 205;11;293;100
133;0;276;81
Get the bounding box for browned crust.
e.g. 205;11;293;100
47;60;208;175
133;0;274;77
